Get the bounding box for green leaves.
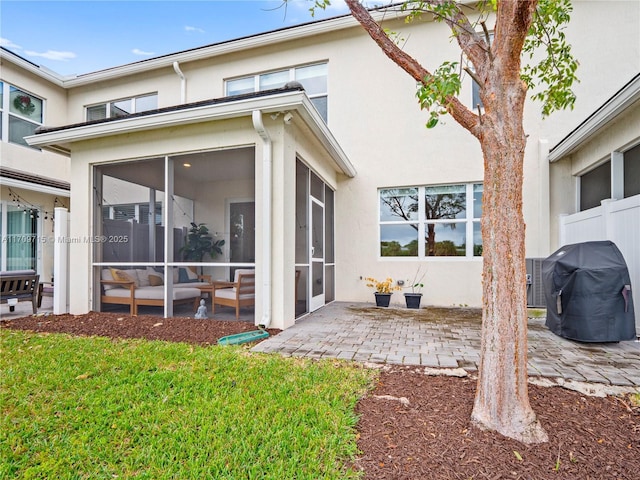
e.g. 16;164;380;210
522;0;579;117
415;61;462;128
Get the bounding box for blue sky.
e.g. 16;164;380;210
0;0;357;76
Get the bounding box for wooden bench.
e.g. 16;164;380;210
0;270;40;314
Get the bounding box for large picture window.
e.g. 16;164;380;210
226;63;328;122
0;82;44;148
379;183;482;258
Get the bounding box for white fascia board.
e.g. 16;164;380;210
62;10;401;87
0;49;69;87
0;177;70;197
295;96;357;178
549;75;640;163
26;90;356;177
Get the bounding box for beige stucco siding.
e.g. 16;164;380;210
1;59;70;182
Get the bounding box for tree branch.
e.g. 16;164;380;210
344;0;480;136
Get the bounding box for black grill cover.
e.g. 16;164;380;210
542;241;636;342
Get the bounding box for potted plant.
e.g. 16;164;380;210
404;268;426;309
180;222;225;274
364;277;401;307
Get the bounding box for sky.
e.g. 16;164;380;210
0;0;361;76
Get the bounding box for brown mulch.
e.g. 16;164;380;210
2;312;639;479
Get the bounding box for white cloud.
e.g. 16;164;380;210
0;37;22;49
132;48;155;56
24;50;76;61
185;25;205;34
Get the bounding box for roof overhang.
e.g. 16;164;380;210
26;89;356;178
549;74;640;163
0;167;70;197
3;7;409;87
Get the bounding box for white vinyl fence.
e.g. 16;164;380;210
559;196;640;333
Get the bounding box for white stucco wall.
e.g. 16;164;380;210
0;58;70;182
23;0;640;314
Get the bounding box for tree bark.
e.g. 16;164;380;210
344;0;548;443
472;66;547;444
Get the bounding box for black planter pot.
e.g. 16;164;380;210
404;293;423;309
374;292;392;307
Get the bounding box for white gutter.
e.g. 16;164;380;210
252;110;272;328
172;61;186;104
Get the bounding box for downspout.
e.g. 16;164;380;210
252;110;272;328
172;61;186;103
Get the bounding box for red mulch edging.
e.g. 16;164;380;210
2;312;639;479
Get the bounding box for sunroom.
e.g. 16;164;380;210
27;86;355;330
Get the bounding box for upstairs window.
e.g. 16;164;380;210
226;63;328;122
86;93;158;121
379;183;483;258
0;82;44;149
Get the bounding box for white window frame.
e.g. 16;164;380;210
85;92;158;121
379;183;483;259
225;62;328;120
0;81;44;149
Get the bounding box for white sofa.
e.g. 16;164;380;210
100;267;210;316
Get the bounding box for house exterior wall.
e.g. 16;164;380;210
0;59;69;181
0;53;70;279
10;1;640;318
550;104;640;244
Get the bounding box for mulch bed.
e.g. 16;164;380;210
2;312;639;479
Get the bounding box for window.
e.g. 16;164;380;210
624;143;640;198
0;82;44;149
379;183;482;258
579;161;611;211
86;93;158;121
226;63;328;121
471;79;483;111
0;202;38;270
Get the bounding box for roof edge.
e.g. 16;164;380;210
549;73;640;162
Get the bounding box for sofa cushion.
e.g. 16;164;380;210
110;268;137;285
215;289;255;300
233;269;255;282
148;272;164;286
135;268;155;287
104;286;201;300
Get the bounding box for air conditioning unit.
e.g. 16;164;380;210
526;258;546;308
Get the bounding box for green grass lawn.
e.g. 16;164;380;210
1;330;376;479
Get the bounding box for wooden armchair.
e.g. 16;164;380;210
212;270;255;319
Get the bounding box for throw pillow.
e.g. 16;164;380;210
186;267;199;281
135;269;151;287
148;272;164;287
178;267;200;283
109;268;137;285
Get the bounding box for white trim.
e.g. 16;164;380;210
26;90;356;178
0;177;70;197
549;75;640;162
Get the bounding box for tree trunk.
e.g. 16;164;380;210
343;0;547;444
470;66;548;444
